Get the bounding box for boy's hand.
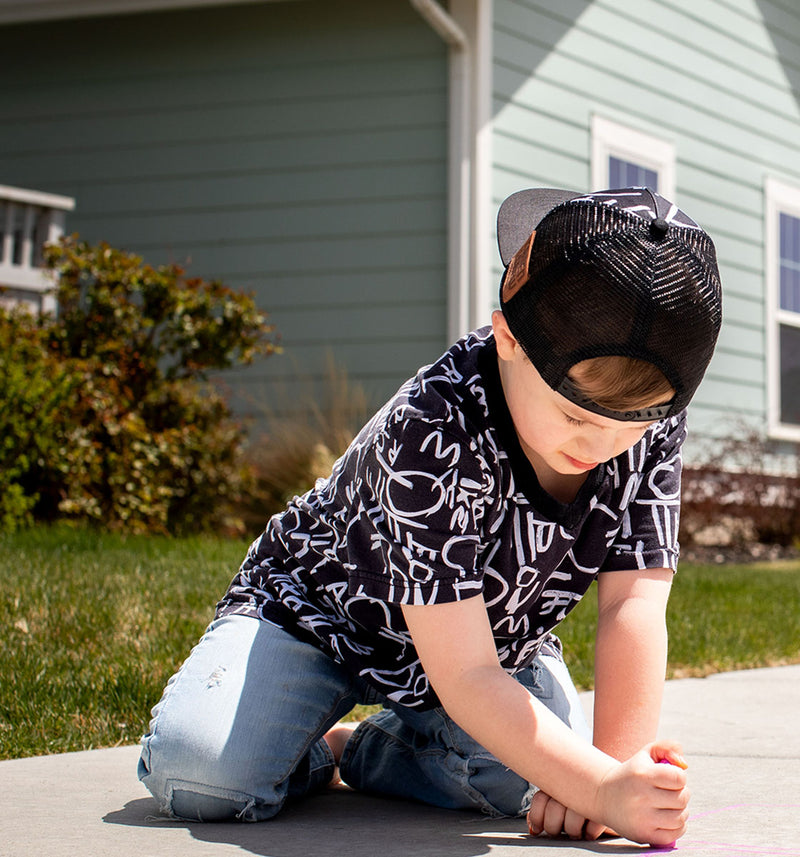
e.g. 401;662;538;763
596;742;689;846
528;792;610;841
527;742;689;847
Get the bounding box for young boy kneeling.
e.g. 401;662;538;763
139;187;721;848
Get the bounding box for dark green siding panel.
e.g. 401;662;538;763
7;124;447;189
157;233;446;280
2;55;446;119
217;337;449;422
0;0;448;422
4;92;447;167
71;196;446;257
60;162;445;226
270;302;446;345
227;267;445;311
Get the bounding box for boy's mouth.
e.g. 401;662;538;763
562;453;599;471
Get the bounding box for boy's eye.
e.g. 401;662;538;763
564;414;584;427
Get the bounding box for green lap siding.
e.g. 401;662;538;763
491;0;800;448
5;0;800;457
0;0;449;423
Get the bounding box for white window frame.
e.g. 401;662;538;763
765;177;800;442
0;184;74;314
591;115;676;201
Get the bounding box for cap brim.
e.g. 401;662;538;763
497;188;582;266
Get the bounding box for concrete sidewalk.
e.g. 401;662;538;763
4;665;800;857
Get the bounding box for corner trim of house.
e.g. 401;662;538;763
411;0;493;342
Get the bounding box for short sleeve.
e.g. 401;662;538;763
603;413;686;573
344;416;488;605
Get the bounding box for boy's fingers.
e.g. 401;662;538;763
527;790;548;835
542;797;568;836
655;789;691;812
655;806;690;836
527;791;569;837
649;741;689;770
654;766;690;797
563;808;592;840
584;820;613;840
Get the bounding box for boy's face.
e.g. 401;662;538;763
492;312;657;483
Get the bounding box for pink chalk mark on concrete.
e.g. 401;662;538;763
663;803;800;856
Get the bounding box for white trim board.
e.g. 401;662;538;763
764;176;800;442
591;115;676;201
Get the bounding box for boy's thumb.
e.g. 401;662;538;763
649;742;689;770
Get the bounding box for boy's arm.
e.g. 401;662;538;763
529;566;675;839
593;567;673;761
401;593;688;846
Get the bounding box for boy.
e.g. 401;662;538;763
138;187;721;847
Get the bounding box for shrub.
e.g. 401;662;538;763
0;308;78;530
243;360;371;527
682;424;800;548
0;236;279;534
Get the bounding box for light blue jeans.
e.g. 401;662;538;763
138;615;589;822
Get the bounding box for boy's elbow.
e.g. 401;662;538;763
431;663;511;720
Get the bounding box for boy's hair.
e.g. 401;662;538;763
496;187;722;422
568;356;676;414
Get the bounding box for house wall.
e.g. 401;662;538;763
490;0;800;457
0;0;449;426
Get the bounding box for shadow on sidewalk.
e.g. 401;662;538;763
103;789;647;857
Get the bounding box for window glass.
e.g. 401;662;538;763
11;204;24;266
779;212;800;314
779;323;800;424
608;156;658;191
764;179;800;437
591;116;674;200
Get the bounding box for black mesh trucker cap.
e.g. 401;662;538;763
497;187;722;421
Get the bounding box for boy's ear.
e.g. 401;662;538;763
491;310;519;360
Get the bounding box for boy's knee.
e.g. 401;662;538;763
159;779;276;823
138;735;283;822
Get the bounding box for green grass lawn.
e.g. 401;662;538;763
2;525;799;761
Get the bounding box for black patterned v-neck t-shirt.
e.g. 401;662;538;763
216;327;685;709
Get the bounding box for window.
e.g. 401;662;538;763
765;178;800;440
0;185;74;314
608;156;658;191
591;115;675;200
